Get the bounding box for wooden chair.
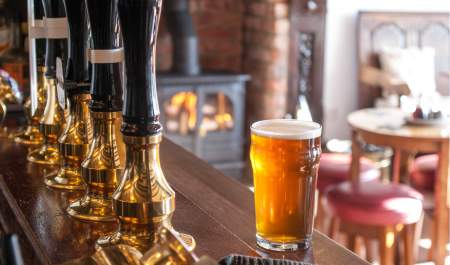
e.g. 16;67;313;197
358;12;450;108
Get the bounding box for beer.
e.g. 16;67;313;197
250;119;321;251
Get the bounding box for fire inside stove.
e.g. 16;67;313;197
163;92;234;136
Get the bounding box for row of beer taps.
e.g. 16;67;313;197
0;0;207;264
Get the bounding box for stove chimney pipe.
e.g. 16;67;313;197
165;0;200;75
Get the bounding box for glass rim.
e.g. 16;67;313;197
250;119;322;140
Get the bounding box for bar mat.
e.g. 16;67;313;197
219;254;314;265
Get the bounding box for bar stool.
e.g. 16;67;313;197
318;153;380;193
410;154;437;192
409;154;437;259
324;181;423;265
315;153;380;230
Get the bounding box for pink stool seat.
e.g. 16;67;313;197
325;181;423;226
318;153;380;192
410;154;437;191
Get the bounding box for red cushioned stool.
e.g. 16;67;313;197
318;153;380;192
409;154;438;260
410;154;437;192
325;181;423;265
315;153;380;231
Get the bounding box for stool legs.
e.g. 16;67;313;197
379;226;395;265
348;235;359;254
364;239;375;263
403;224;414;265
329;219;418;265
328;217;339;239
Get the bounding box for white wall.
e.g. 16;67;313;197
323;0;450;140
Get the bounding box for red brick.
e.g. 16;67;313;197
244;15;289;35
157;0;293;123
246;1;289;18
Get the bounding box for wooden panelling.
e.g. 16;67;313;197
358;12;450;108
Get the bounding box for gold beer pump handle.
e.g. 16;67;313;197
27;0;67;165
97;0;194;252
45;0;93;190
66;0;126;222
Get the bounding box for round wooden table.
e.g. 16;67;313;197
348;108;450;265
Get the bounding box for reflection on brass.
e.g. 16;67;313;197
60;245;142;265
27;77;65;165
96;134;194;252
0;70;23;137
67;111;126;221
14;67;47;145
45;93;93;190
0;71;23;104
61;227;203;265
0;100;6;137
140;227;197;265
7;96;32;139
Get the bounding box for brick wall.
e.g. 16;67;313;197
244;0;290;124
157;0;244;72
157;0;291;126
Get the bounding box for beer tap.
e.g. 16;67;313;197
67;0;126;221
15;0;47;146
62;228;211;265
0;71;23;137
96;0;194;252
27;0;67;166
45;0;93;190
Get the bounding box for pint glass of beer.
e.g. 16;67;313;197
250;119;321;251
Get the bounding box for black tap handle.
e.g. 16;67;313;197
35;0;44;18
34;0;46;66
41;0;67;78
118;0;163;136
86;0;123;112
62;0;90;94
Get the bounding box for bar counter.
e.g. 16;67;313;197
0;137;369;265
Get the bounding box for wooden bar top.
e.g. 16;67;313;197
0;137;369;265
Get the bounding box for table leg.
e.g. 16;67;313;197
351;130;362;182
392;149;402;183
433;139;450;265
392;150;415;183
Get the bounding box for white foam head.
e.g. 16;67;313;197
251;119;322;140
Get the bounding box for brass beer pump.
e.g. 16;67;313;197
96;0;195;252
0;72;23;137
27;0;68;165
62;227;213;265
67;0;126;220
15;0;47;146
45;0;93;190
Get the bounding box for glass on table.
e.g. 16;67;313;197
250;119;322;251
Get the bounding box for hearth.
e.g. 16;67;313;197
158;0;250;169
158;74;249;168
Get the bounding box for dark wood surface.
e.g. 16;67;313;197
0;136;369;265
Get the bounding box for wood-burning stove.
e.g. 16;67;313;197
158;0;250;169
158;74;249;168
